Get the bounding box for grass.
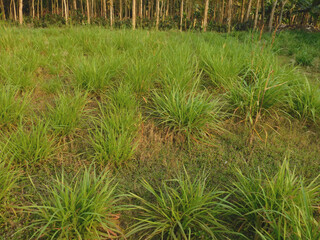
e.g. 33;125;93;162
1;121;57;166
47;91;88;136
232;159;320;239
25;166;123;239
0;85;29;128
126;168;235;240
0;26;319;239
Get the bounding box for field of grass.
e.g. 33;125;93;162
0;26;320;239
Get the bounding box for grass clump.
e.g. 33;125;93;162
126;169;235;240
0;85;29;128
0;160;19;227
289;78;320;123
73;55;123;92
1;122;57;166
90;86;140;166
26;167;123;239
151;87;223;143
233;160;320;239
47;91;88;136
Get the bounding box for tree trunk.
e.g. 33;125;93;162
219;0;225;24
268;0;277;32
73;0;77;11
13;0;17;21
102;0;106;18
180;0;184;31
244;0;253;22
86;0;90;23
227;0;232;32
63;0;68;23
119;0;122;20
203;0;209;32
110;0;113;27
278;0;287;25
132;0;136;29
156;0;160;29
0;0;5;20
253;0;260;29
32;0;35;18
19;0;23;24
261;0;265;26
240;0;246;22
139;0;142;18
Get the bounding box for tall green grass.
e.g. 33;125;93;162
0;159;19;226
151;87;224;143
26;166;123;239
90;86;140;166
232;160;320;239
47;91;88;135
127;169;235;240
0;85;29;128
1;122;57;166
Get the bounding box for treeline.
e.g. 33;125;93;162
0;0;319;31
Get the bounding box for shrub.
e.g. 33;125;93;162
26;167;123;239
126;168;236;240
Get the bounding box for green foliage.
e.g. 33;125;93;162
26;166;123;239
1;122;57;166
289;78;320;122
73;54;123;91
127;169;235;240
233;159;320;239
0;85;29;128
151;87;223;142
0;159;19;226
90;87;140;166
47;91;88;135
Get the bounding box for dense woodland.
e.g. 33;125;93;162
0;0;319;31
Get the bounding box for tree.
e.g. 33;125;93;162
269;0;278;31
133;0;136;29
203;0;210;32
19;0;23;24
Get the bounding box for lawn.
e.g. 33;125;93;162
0;26;320;239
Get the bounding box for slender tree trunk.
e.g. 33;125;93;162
102;0;106;18
110;0;113;27
244;0;253;22
31;0;35;18
73;0;77;11
240;0;246;22
220;0;224;24
180;0;184;31
139;0;142;18
13;0;17;21
0;0;6;19
37;0;40;19
227;0;232;32
261;0;265;26
203;0;209;32
156;0;160;29
19;0;23;24
132;0;136;29
253;0;260;29
268;0;277;31
63;0;68;22
119;0;122;20
40;0;43;17
278;0;287;25
86;0;90;23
